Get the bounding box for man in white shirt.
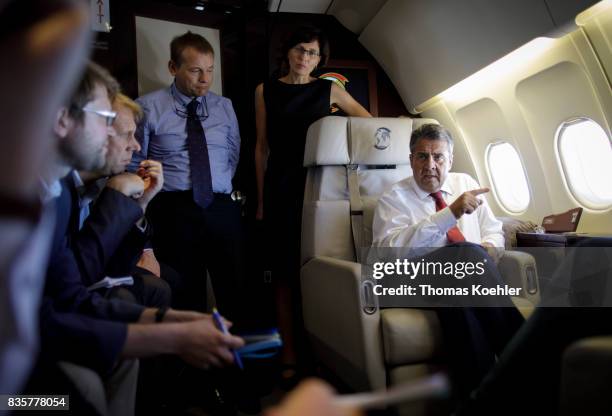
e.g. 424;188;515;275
372;123;523;401
373;124;503;260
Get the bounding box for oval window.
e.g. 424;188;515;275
556;118;612;210
486;142;531;213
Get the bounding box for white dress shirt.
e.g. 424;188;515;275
372;172;504;249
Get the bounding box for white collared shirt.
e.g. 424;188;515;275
372;172;504;249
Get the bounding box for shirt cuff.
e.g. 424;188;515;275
431;207;457;234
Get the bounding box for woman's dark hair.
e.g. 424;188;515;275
278;26;330;76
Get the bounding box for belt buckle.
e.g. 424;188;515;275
231;190;244;203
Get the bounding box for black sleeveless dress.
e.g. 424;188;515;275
263;78;332;282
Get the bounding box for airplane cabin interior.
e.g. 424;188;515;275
1;0;611;415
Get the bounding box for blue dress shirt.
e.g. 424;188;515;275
130;83;240;194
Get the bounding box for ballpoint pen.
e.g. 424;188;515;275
212;307;244;370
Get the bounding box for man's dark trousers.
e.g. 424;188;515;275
147;190;245;324
424;243;525;400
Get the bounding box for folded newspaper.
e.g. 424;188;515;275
88;276;134;291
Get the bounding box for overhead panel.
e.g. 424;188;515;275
268;0;331;13
359;0;556;110
328;0;388;34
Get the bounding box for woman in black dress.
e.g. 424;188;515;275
254;26;371;379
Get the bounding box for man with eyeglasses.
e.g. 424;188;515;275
130;31;245;320
66;92;171;309
372;123;524;402
33;62;243;414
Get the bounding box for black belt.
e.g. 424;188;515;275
161;190;243;202
213;192;233;201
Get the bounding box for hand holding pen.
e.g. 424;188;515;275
173;311;244;369
212;307;244;369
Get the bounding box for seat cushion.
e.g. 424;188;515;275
381;308;443;366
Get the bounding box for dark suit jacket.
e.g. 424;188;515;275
63;174;148;285
39;176;145;374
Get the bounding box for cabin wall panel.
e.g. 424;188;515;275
419;102;478;182
580;6;612;82
454;98;542;219
516;60;612;232
422;24;612;233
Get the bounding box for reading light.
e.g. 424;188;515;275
195;2;205;11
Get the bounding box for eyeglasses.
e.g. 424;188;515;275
412;152;448;164
82;108;117;126
171;93;209;121
292;46;320;58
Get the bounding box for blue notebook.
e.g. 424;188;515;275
236;328;283;359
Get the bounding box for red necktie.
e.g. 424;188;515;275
430;191;466;243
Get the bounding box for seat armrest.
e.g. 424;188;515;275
301;256;386;390
560;337;612;415
498;250;540;305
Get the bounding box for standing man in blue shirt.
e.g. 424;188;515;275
132;32;244;322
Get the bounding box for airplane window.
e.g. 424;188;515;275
486;142;530;213
556;117;612;210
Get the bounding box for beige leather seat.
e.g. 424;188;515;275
300;116;540;414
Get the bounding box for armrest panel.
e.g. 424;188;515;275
499;250;540;306
301;256;386;390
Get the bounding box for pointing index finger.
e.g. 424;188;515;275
469;188;489;196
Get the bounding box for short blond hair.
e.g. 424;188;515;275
113;93;143;123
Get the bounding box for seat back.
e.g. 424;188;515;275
301;116;439;264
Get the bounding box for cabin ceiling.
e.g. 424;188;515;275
158;0;389;33
268;0;389;33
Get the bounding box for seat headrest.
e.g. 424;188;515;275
304;116;349;166
348;117;413;165
304;116;416;167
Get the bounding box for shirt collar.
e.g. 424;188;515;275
171;82;203;108
72;170;84;188
71;170;105;205
409;176;454;200
441;180;453;196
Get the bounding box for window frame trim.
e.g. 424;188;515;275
554;116;612;211
485;140;531;215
